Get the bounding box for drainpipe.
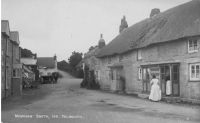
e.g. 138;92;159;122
11;43;14;95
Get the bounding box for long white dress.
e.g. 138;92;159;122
149;78;161;101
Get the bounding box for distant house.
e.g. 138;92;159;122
82;34;106;88
1;20;22;98
21;54;39;81
37;55;57;82
97;1;200;100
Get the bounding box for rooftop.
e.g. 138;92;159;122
97;0;200;58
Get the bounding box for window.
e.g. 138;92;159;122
13;69;20;78
109;70;114;80
138;67;142;80
190;63;200;81
96;71;100;80
188;39;198;53
137;49;142;60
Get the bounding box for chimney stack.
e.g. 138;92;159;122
119;15;128;33
34;53;37;59
150;8;160;18
54;54;57;60
98;34;106;49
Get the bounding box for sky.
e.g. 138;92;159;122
2;0;191;61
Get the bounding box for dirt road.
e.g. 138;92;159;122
2;71;200;123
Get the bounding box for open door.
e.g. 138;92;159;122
171;64;180;96
160;64;180;96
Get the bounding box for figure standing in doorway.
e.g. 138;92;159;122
149;74;161;101
166;75;172;96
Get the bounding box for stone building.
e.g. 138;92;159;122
21;54;39;81
1;20;22;98
97;1;200;100
82;34;106;89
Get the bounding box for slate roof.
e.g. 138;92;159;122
37;57;55;68
10;31;20;44
1;20;10;37
97;0;200;58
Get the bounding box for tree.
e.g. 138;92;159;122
68;51;83;68
21;48;35;58
57;60;71;72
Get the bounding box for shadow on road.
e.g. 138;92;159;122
2;70;81;111
2;84;54;111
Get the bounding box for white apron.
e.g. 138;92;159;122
166;80;172;95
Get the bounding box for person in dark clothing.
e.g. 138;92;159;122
52;72;59;83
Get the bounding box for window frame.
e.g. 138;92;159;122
188;39;198;53
13;68;20;78
189;63;200;81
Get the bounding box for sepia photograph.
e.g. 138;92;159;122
1;0;200;123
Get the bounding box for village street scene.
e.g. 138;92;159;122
1;0;200;123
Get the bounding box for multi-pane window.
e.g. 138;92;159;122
188;39;198;53
95;71;100;80
109;70;114;80
13;68;20;78
190;63;200;81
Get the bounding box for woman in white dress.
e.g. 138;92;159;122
149;75;161;101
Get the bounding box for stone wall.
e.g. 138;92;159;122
98;37;200;100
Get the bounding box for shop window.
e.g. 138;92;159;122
137;49;142;60
189;63;200;81
188;39;198;53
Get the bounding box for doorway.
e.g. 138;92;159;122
160;64;180;96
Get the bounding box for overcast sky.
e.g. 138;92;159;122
2;0;190;61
